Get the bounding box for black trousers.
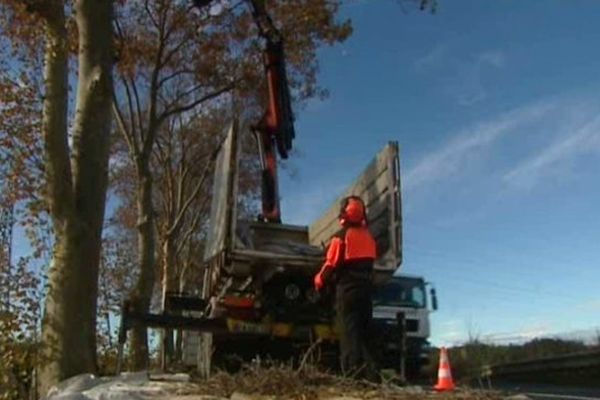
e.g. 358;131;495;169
336;274;377;379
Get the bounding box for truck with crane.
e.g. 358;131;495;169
117;0;437;380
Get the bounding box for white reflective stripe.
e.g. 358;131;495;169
438;369;452;379
440;353;449;363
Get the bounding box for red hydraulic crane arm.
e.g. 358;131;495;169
193;0;296;223
249;0;295;223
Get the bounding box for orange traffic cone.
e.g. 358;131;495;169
434;347;455;391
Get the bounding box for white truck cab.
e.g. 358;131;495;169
372;274;438;379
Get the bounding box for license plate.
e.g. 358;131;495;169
226;319;270;334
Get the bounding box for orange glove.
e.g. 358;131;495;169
314;271;324;291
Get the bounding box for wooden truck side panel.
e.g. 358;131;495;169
202;120;240;298
308;142;402;273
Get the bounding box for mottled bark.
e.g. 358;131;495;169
39;0;113;394
129;170;156;370
160;235;177;369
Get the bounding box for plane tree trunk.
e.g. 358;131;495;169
39;0;114;395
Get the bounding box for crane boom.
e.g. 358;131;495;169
193;0;295;223
249;0;295;223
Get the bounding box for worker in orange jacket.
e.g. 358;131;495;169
314;195;378;380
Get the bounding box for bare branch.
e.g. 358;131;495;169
152;136;167;170
161;2;187;46
113;18;142;156
114;14;125;40
175;116;188;212
144;2;172;157
157;68;194;89
164;120;176;223
167;134;226;237
128;76;146;145
118;75;141;154
144;0;161;30
1;145;44;178
113;101;137;155
159;33;192;71
158;0;171;41
176;205;207;258
159;83;234;124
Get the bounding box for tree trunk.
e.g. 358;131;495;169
70;0;114;375
130;171;156;370
160;235;177;369
175;268;189;363
39;0;114;395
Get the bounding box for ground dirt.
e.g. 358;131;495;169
138;366;509;400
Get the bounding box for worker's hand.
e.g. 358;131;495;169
314;272;324;291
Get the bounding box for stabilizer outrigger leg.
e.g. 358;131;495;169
115;296;226;375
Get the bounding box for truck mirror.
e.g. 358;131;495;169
430;288;438;311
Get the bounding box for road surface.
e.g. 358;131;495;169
491;381;600;400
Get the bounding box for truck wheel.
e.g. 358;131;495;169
197;332;213;379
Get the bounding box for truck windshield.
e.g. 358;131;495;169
373;278;426;308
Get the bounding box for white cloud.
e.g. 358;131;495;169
437;319;463;330
435;331;464;346
430;318;471;346
503;114;600;187
454;82;486;106
413;44;449;71
414;45;506;106
516;325;552;339
404;100;554;191
481;324;552;344
576;298;600;311
452;50;506;106
478;50;506;68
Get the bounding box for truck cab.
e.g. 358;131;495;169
372;275;437;379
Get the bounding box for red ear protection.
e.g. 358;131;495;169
339;196;366;225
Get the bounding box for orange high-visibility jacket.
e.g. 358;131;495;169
316;225;377;287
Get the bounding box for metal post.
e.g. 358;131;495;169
397;311;406;382
116;301;130;375
116;342;125;375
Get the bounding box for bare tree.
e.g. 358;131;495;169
112;1;236;369
0;0;115;393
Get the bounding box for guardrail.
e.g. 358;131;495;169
480;350;600;379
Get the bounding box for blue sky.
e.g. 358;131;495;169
280;0;600;345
